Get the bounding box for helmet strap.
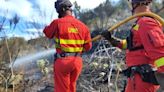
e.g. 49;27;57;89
132;3;139;14
58;7;72;18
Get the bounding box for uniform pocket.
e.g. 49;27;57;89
147;30;164;47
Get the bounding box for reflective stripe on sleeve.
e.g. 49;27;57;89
122;40;127;49
133;24;139;31
155;57;164;68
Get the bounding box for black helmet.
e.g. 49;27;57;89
54;0;72;13
131;0;152;4
129;0;152;14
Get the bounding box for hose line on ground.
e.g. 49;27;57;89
85;12;164;43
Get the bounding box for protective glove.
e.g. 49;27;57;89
101;30;112;40
101;30;121;47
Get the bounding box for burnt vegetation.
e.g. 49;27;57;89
0;0;163;92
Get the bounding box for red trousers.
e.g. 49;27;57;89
54;56;82;92
125;74;159;92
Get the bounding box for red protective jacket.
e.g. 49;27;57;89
124;16;164;72
121;16;163;92
43;15;92;53
137;17;164;72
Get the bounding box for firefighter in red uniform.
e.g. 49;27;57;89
101;0;164;92
43;0;92;92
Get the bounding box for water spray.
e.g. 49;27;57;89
13;49;56;67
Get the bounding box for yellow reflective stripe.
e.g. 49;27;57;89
61;47;83;52
133;24;139;31
60;39;84;44
54;38;84;45
122;40;127;49
55;38;59;43
155;57;164;68
55;44;83;52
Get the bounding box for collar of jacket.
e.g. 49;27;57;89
62;15;74;18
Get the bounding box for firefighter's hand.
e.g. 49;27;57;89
101;30;112;40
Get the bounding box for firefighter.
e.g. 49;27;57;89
101;0;164;92
43;0;92;92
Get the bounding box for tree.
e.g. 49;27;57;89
78;0;119;32
0;8;20;92
25;6;55;49
73;1;81;18
153;0;164;17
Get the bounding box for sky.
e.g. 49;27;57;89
0;0;120;40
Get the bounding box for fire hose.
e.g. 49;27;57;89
85;12;164;43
